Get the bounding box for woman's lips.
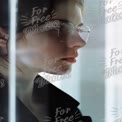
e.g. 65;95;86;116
61;57;76;63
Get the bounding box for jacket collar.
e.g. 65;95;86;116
32;75;80;113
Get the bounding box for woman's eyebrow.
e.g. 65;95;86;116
78;23;84;27
62;19;84;27
50;19;84;27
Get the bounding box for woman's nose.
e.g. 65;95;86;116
67;32;86;49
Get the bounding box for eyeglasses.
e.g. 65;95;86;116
31;19;91;43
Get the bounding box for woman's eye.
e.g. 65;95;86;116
46;29;59;37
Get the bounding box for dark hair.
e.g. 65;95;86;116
0;0;84;32
0;0;9;30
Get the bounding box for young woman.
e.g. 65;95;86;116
0;0;91;121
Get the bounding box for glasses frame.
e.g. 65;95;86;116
51;19;91;43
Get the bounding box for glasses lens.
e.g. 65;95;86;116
78;25;91;43
59;23;90;43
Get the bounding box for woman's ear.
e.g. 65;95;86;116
0;27;9;47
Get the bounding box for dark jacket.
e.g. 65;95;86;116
0;73;92;122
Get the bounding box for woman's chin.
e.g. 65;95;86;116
50;66;72;75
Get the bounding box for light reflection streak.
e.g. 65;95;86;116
9;0;17;122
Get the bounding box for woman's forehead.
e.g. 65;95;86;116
53;2;83;26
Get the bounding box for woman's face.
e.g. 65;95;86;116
16;1;85;75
